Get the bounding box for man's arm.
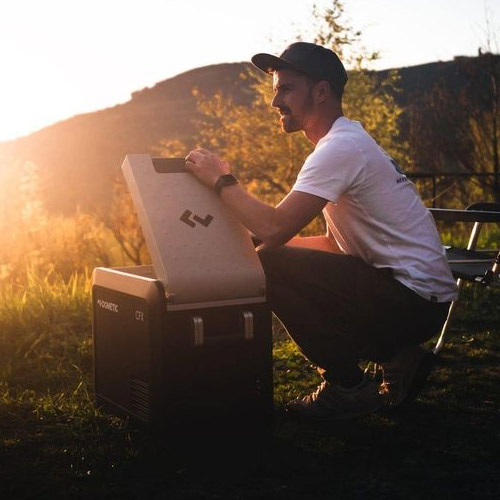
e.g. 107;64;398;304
219;185;327;247
287;235;341;253
185;149;327;247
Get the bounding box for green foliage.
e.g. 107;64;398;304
193;75;314;203
98;175;150;266
158;0;408;236
407;53;500;203
0;268;141;497
313;0;411;170
0;269;92;392
0;265;499;498
436;219;500;249
273;339;320;406
160;72;326;234
0;160;150;283
452;282;500;330
1;331;498;498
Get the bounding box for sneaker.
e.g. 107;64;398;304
379;345;436;407
285;378;384;421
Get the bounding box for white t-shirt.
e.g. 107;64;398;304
292;116;458;303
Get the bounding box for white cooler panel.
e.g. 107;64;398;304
121;154;266;306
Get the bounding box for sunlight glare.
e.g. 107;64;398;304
0;43;86;141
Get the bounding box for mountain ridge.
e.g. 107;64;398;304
0;55;490;214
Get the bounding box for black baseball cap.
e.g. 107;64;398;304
251;42;348;96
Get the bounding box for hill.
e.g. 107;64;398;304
0;62;252;214
0;55;496;214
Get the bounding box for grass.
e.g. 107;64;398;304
0;274;499;499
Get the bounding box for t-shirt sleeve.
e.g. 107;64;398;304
292;135;364;203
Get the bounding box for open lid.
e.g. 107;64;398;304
121;154;266;307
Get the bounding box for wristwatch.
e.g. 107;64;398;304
214;174;238;195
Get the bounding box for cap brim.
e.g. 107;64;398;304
251;53;295;74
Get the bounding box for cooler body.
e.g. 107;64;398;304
92;266;164;423
92;266;273;430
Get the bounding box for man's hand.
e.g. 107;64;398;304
185;149;230;189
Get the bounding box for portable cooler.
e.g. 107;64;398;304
92;155;273;431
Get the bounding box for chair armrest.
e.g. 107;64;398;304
429;208;500;223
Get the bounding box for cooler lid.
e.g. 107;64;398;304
121;154;266;306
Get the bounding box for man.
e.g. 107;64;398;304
185;42;458;421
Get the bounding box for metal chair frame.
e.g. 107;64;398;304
429;203;500;354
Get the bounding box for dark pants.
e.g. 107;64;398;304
258;246;450;387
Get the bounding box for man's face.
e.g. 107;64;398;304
271;69;316;133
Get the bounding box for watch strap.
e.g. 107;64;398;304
214;174;238;195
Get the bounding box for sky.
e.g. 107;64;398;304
0;0;498;143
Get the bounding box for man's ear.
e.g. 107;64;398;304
315;80;331;104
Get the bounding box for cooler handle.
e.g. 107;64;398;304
191;311;254;346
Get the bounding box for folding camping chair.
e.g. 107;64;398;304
429;202;500;354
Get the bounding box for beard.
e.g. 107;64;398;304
277;89;315;133
278;109;302;133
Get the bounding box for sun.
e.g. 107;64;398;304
0;43;84;142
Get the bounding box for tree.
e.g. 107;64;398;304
158;0;408;233
312;0;409;168
407;53;500;205
405;3;500;205
98;175;149;266
469;52;500;201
